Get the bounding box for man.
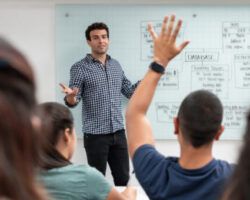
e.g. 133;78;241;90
60;22;139;186
126;15;233;200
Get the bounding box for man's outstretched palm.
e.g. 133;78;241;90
59;83;79;99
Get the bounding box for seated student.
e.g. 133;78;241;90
221;112;250;200
0;38;47;200
37;102;136;200
125;15;233;200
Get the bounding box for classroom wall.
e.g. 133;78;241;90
0;0;245;184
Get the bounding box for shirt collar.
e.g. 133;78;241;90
86;54;111;63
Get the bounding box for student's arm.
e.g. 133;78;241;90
126;15;189;158
106;187;137;200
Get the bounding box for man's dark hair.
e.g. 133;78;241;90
85;22;109;41
177;90;223;148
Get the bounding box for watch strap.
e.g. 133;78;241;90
149;62;165;74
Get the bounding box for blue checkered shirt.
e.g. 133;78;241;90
67;54;139;134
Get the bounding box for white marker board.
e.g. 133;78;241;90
56;5;250;139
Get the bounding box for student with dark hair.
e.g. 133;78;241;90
221;112;250;200
0;37;46;200
60;22;140;185
126;15;233;200
37;102;136;200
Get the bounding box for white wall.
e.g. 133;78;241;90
0;0;245;185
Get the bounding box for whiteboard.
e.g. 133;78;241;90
55;5;250;140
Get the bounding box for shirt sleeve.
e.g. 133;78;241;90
85;167;112;200
132;144;171;200
121;70;140;99
68;63;84;103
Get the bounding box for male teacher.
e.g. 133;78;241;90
60;22;140;186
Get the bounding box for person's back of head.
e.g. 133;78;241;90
37;102;74;170
177;90;223;148
0;38;34;85
0;37;46;200
222;111;250;200
0;38;36;110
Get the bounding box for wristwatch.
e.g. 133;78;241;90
149;62;165;74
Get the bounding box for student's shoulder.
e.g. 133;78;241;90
215;159;235;174
75;164;111;188
40;165;84;180
133;144;176;166
133;144;156;157
216;159;234;167
134;144;167;158
50;164;88;175
71;164;103;177
65;163;91;171
54;164;102;182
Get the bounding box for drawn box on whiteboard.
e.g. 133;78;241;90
157;67;179;90
185;51;219;62
155;102;179;123
223;103;249;129
234;54;250;88
222;22;250;51
191;64;229;99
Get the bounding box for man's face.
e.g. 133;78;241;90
87;29;109;55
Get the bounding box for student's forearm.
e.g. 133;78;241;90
120;194;134;200
120;187;137;200
107;187;136;200
127;68;164;117
126;67;161;156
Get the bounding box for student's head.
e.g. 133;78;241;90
0;38;36;108
175;90;224;148
37;102;76;170
0;37;45;200
222;111;250;200
85;22;109;55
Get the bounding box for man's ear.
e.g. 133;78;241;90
214;125;224;141
173;117;179;135
87;39;91;46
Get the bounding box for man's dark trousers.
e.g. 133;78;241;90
84;129;129;186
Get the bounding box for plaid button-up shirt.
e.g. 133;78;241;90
68;54;140;134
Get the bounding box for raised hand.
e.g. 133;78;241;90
148;15;189;67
